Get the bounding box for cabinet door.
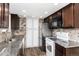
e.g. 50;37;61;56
62;4;74;27
55;43;63;56
4;3;9;28
74;3;79;28
55;43;72;56
0;4;2;27
11;14;19;30
0;3;9;28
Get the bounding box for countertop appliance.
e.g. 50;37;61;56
46;37;56;56
48;15;62;29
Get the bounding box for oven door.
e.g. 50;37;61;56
46;38;55;56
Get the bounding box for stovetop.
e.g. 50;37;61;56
46;37;57;41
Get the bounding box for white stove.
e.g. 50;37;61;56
45;37;56;56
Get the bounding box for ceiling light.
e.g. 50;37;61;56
40;16;43;18
44;11;48;14
22;10;26;13
32;16;35;18
54;3;58;5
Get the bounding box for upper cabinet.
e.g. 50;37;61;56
62;3;79;28
74;4;79;28
45;3;79;28
48;10;62;23
11;14;19;30
62;4;74;27
0;3;9;28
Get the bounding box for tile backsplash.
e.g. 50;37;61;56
0;32;11;43
19;17;26;31
52;28;79;42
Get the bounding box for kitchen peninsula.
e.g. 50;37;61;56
0;32;25;56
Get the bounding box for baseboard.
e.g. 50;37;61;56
24;47;41;50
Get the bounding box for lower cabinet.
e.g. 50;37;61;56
55;43;64;56
55;43;79;56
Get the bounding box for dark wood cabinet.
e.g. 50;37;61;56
55;43;71;56
55;43;79;56
62;4;74;27
62;3;79;28
44;10;62;23
48;10;62;23
44;3;79;28
55;43;64;56
11;14;20;30
74;4;79;28
0;3;9;28
4;3;9;28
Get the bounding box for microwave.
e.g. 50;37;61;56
48;15;62;29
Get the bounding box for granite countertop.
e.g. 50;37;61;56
0;34;25;56
0;42;8;55
55;38;79;48
47;37;79;48
10;35;25;56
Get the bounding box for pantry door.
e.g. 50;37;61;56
26;18;39;48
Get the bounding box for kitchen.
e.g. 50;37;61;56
43;3;79;56
0;3;26;56
0;3;79;56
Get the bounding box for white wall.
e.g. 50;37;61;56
26;17;39;48
8;14;11;32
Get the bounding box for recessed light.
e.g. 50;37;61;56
44;11;48;14
54;3;58;5
32;16;35;18
40;16;43;18
22;10;26;13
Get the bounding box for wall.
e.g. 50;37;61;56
52;28;79;42
8;14;11;32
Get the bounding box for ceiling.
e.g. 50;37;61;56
10;3;69;19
